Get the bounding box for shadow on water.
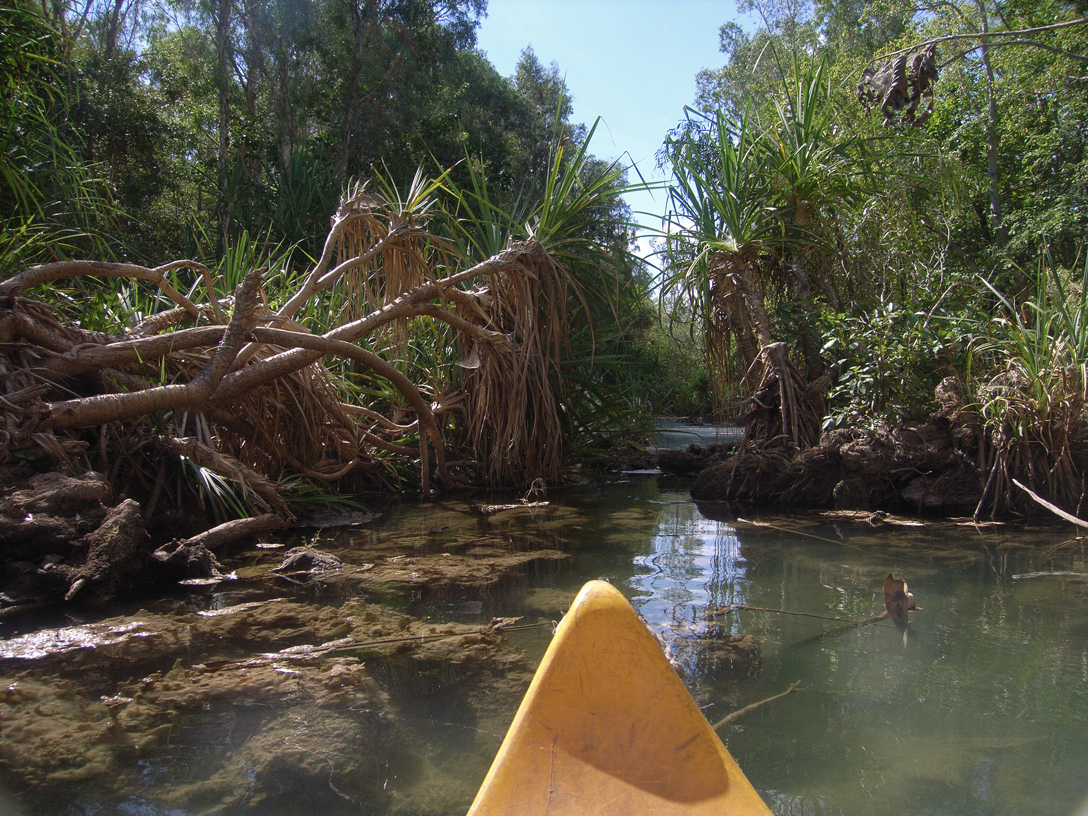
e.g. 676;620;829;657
1;474;1087;815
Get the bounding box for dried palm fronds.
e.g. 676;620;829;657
455;239;567;489
858;45;939;127
0;180;580;518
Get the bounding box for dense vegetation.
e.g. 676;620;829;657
661;0;1088;517
2;0;1088;522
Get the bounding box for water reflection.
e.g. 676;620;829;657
550;482;1088;816
625;504;751;674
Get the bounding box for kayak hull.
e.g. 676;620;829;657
468;580;772;815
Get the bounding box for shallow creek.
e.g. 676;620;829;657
1;475;1087;816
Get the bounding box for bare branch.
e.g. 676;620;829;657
42;326;228;378
1013;478;1088;529
276;223;418;321
45;270;262;430
213;244;536;403
176;514;285;550
867;16;1088;70
1;260;212;319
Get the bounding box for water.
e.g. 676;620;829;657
2;475;1087;815
650;419;744;451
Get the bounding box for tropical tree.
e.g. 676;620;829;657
664;59;866;447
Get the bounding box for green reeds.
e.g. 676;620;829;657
972;249;1088;518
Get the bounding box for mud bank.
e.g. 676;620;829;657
658;379;990;516
686;420;984;514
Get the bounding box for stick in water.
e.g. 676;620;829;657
712;681;803;730
1013;478;1088;530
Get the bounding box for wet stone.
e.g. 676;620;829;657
273;547;344;575
0;593;534;814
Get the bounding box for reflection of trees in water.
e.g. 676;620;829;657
627;500;756;686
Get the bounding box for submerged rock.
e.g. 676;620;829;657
0;471;111;519
0;676;120;789
0;594;534;813
273;546;344;575
691;634;762;677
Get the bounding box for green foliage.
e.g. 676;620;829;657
662;56;875;418
635;316;713;418
665;106;782;260
918;0;1088;275
0;0;114;274
963;247;1088;513
817;303;969;429
674;0;1088;449
974;250;1088;411
0;0;64;221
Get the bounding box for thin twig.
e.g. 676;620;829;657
713;681;803;730
789;612;890;649
1041;536;1085;559
708;604;859;624
1012;570;1088;580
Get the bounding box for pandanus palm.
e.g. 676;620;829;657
664;59;863;447
441;120;644;487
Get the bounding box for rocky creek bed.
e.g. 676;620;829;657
0;494;578;815
0;467;779;815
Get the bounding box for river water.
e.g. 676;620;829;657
2;474;1087;815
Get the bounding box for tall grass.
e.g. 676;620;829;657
971;249;1088;517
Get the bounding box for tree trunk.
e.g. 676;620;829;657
277;47;293;171
215;0;234;260
101;0;127;60
977;0;1006;247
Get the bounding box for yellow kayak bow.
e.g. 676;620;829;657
468;580;772;815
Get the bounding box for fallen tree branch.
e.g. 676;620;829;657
179;513;285;550
44;270;263;430
1012;570;1088;580
212;245;533;403
42;325;229;378
277;224;419;320
790;612;890;648
0;260;210;318
1013;478;1088;529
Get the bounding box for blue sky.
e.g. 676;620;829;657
475;0;743;254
